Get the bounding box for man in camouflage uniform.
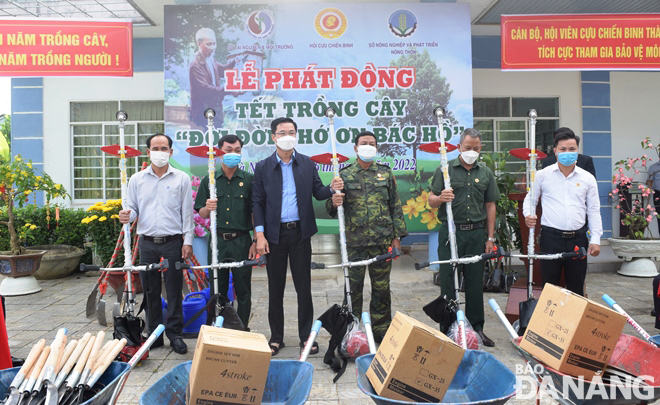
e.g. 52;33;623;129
328;131;408;341
428;128;499;347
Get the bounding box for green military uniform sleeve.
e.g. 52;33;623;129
388;170;408;240
194;175;210;212
483;167;500;203
429;166;445;195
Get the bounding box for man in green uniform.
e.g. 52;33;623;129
328;131;408;342
195;134;256;329
428;128;499;347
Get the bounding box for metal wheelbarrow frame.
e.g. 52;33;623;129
138;360;314;405
0;362;129;405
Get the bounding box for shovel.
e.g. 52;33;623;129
1;339;45;405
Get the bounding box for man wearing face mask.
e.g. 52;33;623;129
427;128;499;347
252;117;343;356
119;133;194;354
194;134;256;329
189;27;237;130
327;131;408;342
523;129;602;296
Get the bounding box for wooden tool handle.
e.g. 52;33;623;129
84;331;105;372
57;340;77;375
73;336;96;374
60;334;89;377
92;340;115;373
28;346;51;381
53;335;68;374
10;338;46;388
88;339;126;388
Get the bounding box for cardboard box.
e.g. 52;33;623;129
187;325;271;405
366;312;464;402
520;284;626;379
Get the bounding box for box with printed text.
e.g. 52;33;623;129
366;312;465;402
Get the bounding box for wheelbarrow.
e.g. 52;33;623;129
0;362;129;405
354;313;517;404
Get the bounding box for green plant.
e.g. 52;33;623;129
81;199;124;266
480;152;523;255
0;154;68;255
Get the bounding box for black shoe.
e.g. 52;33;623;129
652;309;657;317
476;330;495;347
170;337;188;354
151;337;164;349
11;357;24;368
299;341;319;355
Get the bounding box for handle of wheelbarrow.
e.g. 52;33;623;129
80;264;101;272
489;299;519;340
175;261;190;270
456;310;468;350
481;246;504;261
602;294;654;343
213;316;224;328
311;262;325;269
414;261;429;270
362;312;378;354
299;320;322;362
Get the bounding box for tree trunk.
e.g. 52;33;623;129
7;196;20;255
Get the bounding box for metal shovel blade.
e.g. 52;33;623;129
111;302;121;319
518;298;538;336
44;382;57;405
85;286;99;318
96;298;107;327
2;388;20;405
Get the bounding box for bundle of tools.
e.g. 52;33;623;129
0;323;163;405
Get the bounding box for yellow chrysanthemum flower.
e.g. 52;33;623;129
30;225;37;230
99;216;107;222
90;215;98;220
55;184;61;190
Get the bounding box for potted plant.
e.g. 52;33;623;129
609;136;660;277
0;154;67;295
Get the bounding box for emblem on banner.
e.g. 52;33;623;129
389;10;418;38
315;8;347;39
245;10;275;40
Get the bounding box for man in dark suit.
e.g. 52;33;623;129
189;27;236;129
541;127;596;178
253;117;343;356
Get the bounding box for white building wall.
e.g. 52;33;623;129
42;72;164;207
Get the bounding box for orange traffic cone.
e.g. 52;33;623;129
0;296;12;369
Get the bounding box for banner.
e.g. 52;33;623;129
501;14;660;71
164;3;473;233
0;19;132;77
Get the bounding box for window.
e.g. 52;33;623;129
71;100;164;201
473;97;559;177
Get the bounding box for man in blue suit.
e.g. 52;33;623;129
253;117;343;356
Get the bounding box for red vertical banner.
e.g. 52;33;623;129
501;14;660;70
0;19;133;77
0;297;11;370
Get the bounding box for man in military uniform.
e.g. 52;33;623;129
427;128;499;347
195;134;256;329
329;131;408;342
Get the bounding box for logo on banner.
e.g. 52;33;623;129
245;10;275;40
389;10;417;38
315;8;347;39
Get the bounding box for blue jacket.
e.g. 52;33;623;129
252;151;333;244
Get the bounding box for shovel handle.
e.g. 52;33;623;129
10;338;46;389
86;339;127;388
92;340;115;374
56;333;90;388
73;334;96;375
80;331;105;384
24;346;50;393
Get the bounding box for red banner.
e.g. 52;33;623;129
501;14;660;71
0;19;132;77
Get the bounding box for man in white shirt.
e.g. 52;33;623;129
523;129;602;296
119;133;194;354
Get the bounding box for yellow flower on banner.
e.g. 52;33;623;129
24;190;31;195
27;163;32;169
421;207;440;230
99;216;107;222
402;198;425;219
416;190;431;210
55;184;61;190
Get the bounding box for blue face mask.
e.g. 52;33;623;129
557;151;578;166
222;153;241;168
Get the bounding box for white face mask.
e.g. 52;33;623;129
460;150;479;165
276;135;297;151
149;150;170;167
356;145;378;162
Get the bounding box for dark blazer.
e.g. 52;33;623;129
541;153;596;178
252;151;333;244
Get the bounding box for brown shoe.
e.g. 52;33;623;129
476;330;495;347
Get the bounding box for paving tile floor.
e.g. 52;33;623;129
2;249;659;404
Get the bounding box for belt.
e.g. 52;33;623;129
541;225;588;239
280;221;300;229
218;230;250;241
456;222;484;231
142;234;182;244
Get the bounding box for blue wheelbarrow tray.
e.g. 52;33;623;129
0;361;130;405
139;360;314;405
356;351;516;405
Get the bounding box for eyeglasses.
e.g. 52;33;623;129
275;131;297;136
